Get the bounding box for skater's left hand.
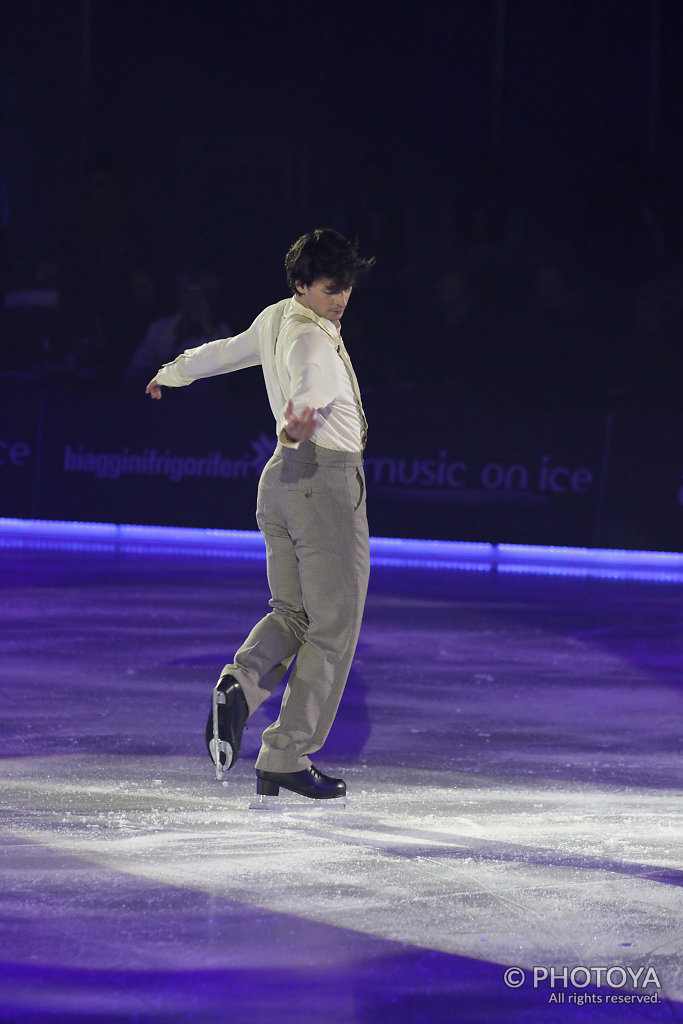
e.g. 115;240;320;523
146;380;162;400
282;401;318;442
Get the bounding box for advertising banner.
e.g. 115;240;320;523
362;394;606;545
34;382;275;530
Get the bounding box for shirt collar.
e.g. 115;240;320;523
285;296;340;343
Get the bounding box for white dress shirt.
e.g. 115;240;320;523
153;296;365;452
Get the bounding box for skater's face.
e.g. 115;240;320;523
294;278;352;325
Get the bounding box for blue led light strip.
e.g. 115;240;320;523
1;517;682;582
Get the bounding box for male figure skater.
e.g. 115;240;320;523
146;229;374;800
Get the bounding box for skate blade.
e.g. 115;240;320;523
248;794;347;812
211;688;233;781
208;737;233;781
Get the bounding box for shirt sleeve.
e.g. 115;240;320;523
152;318;262;388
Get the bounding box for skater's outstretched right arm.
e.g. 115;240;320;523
145;313;264;397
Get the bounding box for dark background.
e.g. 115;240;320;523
2;0;683;547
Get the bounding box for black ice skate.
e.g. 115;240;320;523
206;674;249;781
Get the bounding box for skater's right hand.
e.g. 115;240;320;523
146;380;162;400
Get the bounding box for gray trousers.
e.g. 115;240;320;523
221;441;370;773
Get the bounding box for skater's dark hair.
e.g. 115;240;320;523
285;228;375;294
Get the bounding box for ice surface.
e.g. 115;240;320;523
0;547;681;1023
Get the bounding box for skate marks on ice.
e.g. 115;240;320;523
0;753;681;1004
247;792;347;811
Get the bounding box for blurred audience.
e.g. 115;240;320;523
503;263;605;408
125;267;230;384
416;268;497;400
609;269;683;409
2;144;682;411
57;154;155;379
2;251;61;372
